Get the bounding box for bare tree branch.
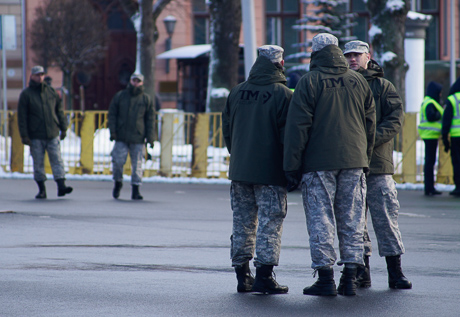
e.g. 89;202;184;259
30;0;109;107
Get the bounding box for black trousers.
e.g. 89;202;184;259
451;137;460;189
423;139;439;193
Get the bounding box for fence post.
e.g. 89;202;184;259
437;139;454;184
192;113;209;178
402;113;418;183
10;112;24;173
160;113;174;177
80;111;95;174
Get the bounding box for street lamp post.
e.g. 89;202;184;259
163;15;177;74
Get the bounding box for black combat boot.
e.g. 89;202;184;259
356;255;371;288
234;262;255;293
386;255;412;289
337;266;358;296
251;265;288;294
131;185;143;200
112;181;123;199
35;181;47;199
303;267;337;296
56;179;73;197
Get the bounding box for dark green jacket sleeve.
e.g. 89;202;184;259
17;90;29;139
222;91;233;154
53;88;67;132
283;75;315;172
364;86;376;165
108;91;121;139
374;81;404;148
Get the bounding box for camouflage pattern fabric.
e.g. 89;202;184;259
343;40;370;55
258;45;284;63
230;181;287;267
111;141;145;185
365;174;405;257
311;33;339;52
301;168;366;269
30;137;66;182
363;210;372;256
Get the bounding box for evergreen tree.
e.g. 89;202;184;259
286;0;357;73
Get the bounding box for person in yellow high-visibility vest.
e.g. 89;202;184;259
418;81;444;196
442;78;460;196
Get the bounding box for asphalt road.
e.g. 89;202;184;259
1;178;459;316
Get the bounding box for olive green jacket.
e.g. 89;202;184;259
18;80;67;140
108;84;155;144
222;56;293;186
359;60;404;175
283;45;376;173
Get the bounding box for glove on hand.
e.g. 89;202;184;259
60;130;67;140
22;137;31;145
285;171;301;192
443;135;450;153
363;167;370;177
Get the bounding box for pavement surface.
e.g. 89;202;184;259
1;178;459;316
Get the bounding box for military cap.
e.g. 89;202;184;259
31;65;45;75
130;73;144;82
311;33;339;52
258;45;284;63
343;40;370;55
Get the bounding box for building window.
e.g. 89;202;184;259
193;0;209;44
350;0;369;43
417;0;439;60
265;0;300;57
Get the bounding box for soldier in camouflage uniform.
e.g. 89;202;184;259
18;65;73;199
344;40;411;290
222;45;292;294
283;34;376;296
108;73;155;200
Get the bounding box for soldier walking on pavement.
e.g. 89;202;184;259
18;65;73;199
344;40;412;290
442;77;460;196
419;81;444;196
283;34;376;296
222;45;292;294
108;73;155;200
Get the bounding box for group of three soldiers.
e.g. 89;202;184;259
223;33;412;296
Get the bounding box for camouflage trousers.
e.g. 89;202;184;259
301;169;366;269
230;181;287;267
111;141;145;185
30;137;66;182
363;174;405;257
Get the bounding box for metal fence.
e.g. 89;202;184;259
0;110;453;183
0;110;230;179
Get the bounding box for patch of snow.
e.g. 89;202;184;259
211;88;230;99
386;0;405;12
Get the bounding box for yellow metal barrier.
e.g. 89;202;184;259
0;109;453;182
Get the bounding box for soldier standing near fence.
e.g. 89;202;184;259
344;40;412;290
283;34;376;296
108;73;154;200
222;45;292;294
17;66;73;199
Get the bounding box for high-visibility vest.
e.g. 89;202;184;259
447;92;460;137
418;96;444;139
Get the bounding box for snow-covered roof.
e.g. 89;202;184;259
157;44;212;59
